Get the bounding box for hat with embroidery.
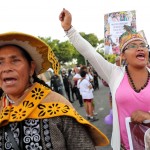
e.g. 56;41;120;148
119;25;147;52
0;32;60;75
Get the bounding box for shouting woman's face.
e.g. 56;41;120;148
0;45;35;101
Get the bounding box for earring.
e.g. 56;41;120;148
120;55;127;67
123;59;127;66
30;76;34;84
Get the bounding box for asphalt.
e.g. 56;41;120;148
71;79;113;150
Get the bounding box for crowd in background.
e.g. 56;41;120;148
38;63;101;122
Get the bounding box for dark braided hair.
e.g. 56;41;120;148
0;44;51;97
32;72;51;88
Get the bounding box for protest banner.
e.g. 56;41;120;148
104;10;136;54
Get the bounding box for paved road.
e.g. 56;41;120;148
71;80;113;150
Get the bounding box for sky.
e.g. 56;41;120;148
0;0;150;43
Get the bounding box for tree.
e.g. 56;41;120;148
97;50;116;64
56;41;75;64
80;32;99;47
78;32;101;65
39;33;100;66
39;37;76;64
39;33;116;66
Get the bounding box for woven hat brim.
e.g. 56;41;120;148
121;37;147;52
0;32;59;75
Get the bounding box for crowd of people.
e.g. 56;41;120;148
1;6;150;150
47;64;101;122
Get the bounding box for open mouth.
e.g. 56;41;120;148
3;77;17;85
136;53;145;60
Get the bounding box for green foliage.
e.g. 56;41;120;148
79;33;112;64
80;32;99;47
56;41;75;63
76;54;86;65
39;33;117;66
39;33;100;66
75;32;101;65
97;50;117;63
39;36;76;64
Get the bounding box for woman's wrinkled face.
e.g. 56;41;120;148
0;45;35;99
122;40;149;68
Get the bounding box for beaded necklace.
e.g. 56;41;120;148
125;66;150;93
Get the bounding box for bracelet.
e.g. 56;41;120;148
64;25;73;32
64;26;73;37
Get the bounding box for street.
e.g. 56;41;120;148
72;80;113;150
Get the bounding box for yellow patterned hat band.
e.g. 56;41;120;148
119;31;147;52
0;32;60;75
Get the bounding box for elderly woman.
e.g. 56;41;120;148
59;8;150;150
0;32;109;149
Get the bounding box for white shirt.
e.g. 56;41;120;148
73;73;81;79
77;78;94;99
66;27;129;149
86;73;93;81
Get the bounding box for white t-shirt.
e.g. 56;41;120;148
86;73;93;81
77;78;94;99
73;73;81;79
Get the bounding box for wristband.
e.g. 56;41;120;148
64;25;73;32
64;26;73;37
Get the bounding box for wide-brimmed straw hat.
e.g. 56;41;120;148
0;32;60;75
